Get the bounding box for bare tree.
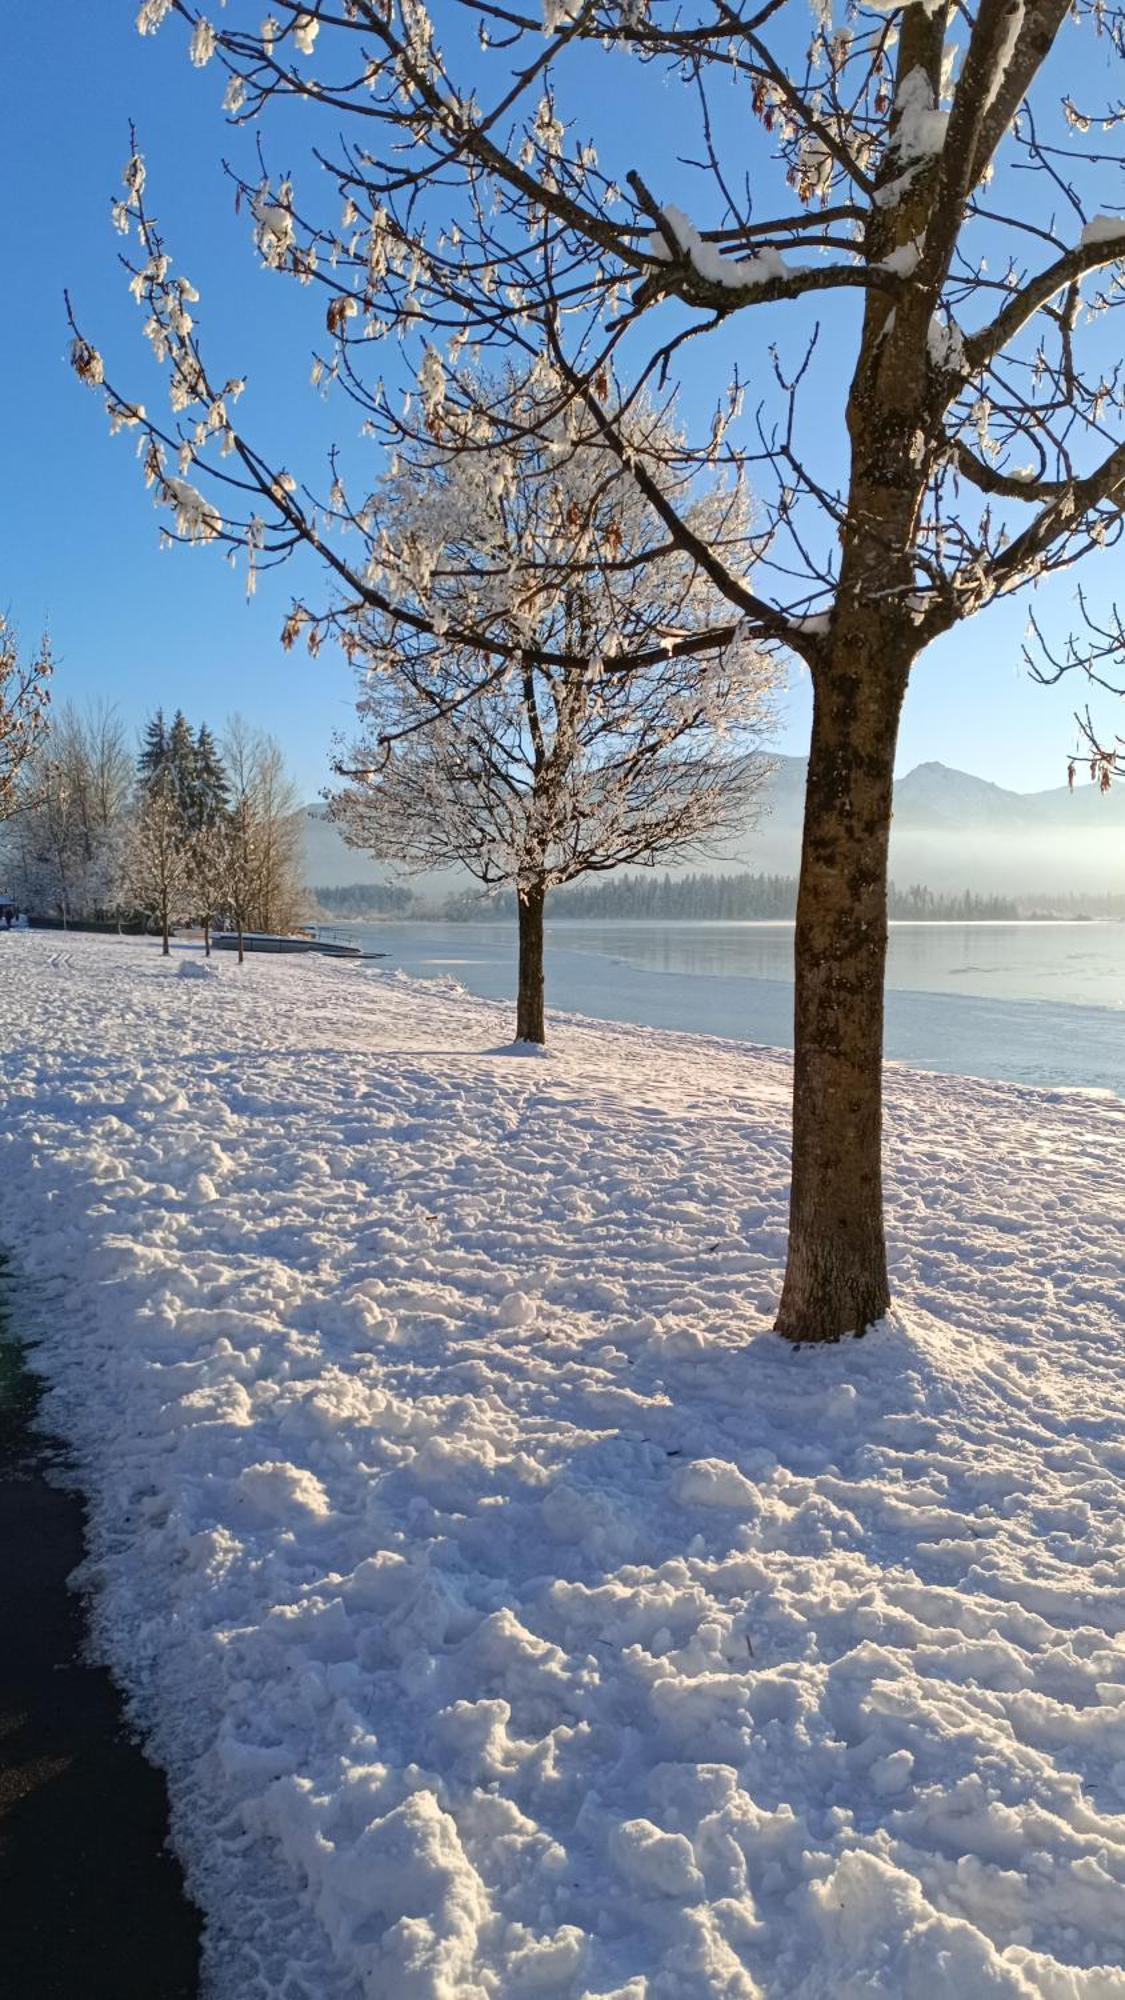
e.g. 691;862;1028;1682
252;736;306;935
45;703;133;917
222;716;307;945
73;2;1125;1341
127;766;192;953
30;759;77;926
328;374;778;1042
191;816;228;956
1;618;52;823
2;702;131;926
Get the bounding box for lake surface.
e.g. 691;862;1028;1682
328;919;1125;1095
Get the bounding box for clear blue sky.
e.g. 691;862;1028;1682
2;3;1117;799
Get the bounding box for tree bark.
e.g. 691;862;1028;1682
204;914;211;958
775;646;911;1343
515;879;547;1044
161;889;170;957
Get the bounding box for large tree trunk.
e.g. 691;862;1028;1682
515;880;547;1044
773;74;938;1344
775;646;911;1343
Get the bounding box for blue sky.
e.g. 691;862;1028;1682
3;2;1119;800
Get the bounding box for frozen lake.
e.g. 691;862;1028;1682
331;919;1125;1095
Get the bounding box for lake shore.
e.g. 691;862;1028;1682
322;917;1125;1096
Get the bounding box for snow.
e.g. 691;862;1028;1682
162;474;222;542
890;68;950;166
648;208;792;291
1080;216;1125;251
879;241;922;278
1;931;1124;1999
927;315;968;374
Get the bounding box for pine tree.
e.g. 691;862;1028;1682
165;710;197;817
192;723;229;831
126;764;191;955
137;708;168;784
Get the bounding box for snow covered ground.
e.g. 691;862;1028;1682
2;931;1124;1999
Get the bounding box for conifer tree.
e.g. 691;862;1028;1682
137;708;168;786
192;723;229;830
165;710;198;816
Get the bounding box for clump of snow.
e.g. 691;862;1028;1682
1;933;1124;1998
862;0;946;13
237;1461;332;1521
890;67;949;164
611;1818;705;1899
675;1456;760;1508
177;955;221;979
927;315;967;375
649;206;792;290
495;1289;536;1329
1080;215;1125;250
879;240;922;277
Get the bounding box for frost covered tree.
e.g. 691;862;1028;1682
139;706;202;815
73;2;1125;1341
186;724;231;953
191;723;230;827
190;814;231;956
137;705;244;945
1;618;52;824
249;735;305;934
222;716;307;942
328;378;777;1042
3;702;133;921
127;765;192;953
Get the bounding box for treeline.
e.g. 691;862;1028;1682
335;871;1026;922
546;873;1022;922
552;871;798;920
314;881;415;916
2;704;307;952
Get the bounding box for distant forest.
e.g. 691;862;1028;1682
314;881;416;915
316;873;1041;922
551;874;1023;922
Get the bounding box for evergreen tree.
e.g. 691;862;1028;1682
192;723;229;831
137;708;168;784
165;710;198;816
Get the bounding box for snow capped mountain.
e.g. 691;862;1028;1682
301;759;1124;899
893;761;1032;829
893;759;1125;831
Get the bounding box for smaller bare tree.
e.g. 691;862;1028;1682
250;734;306;935
4;703;135;924
191;816;229;957
221;718;307;953
127;766;192;954
1;618;52;824
328;380;778;1042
